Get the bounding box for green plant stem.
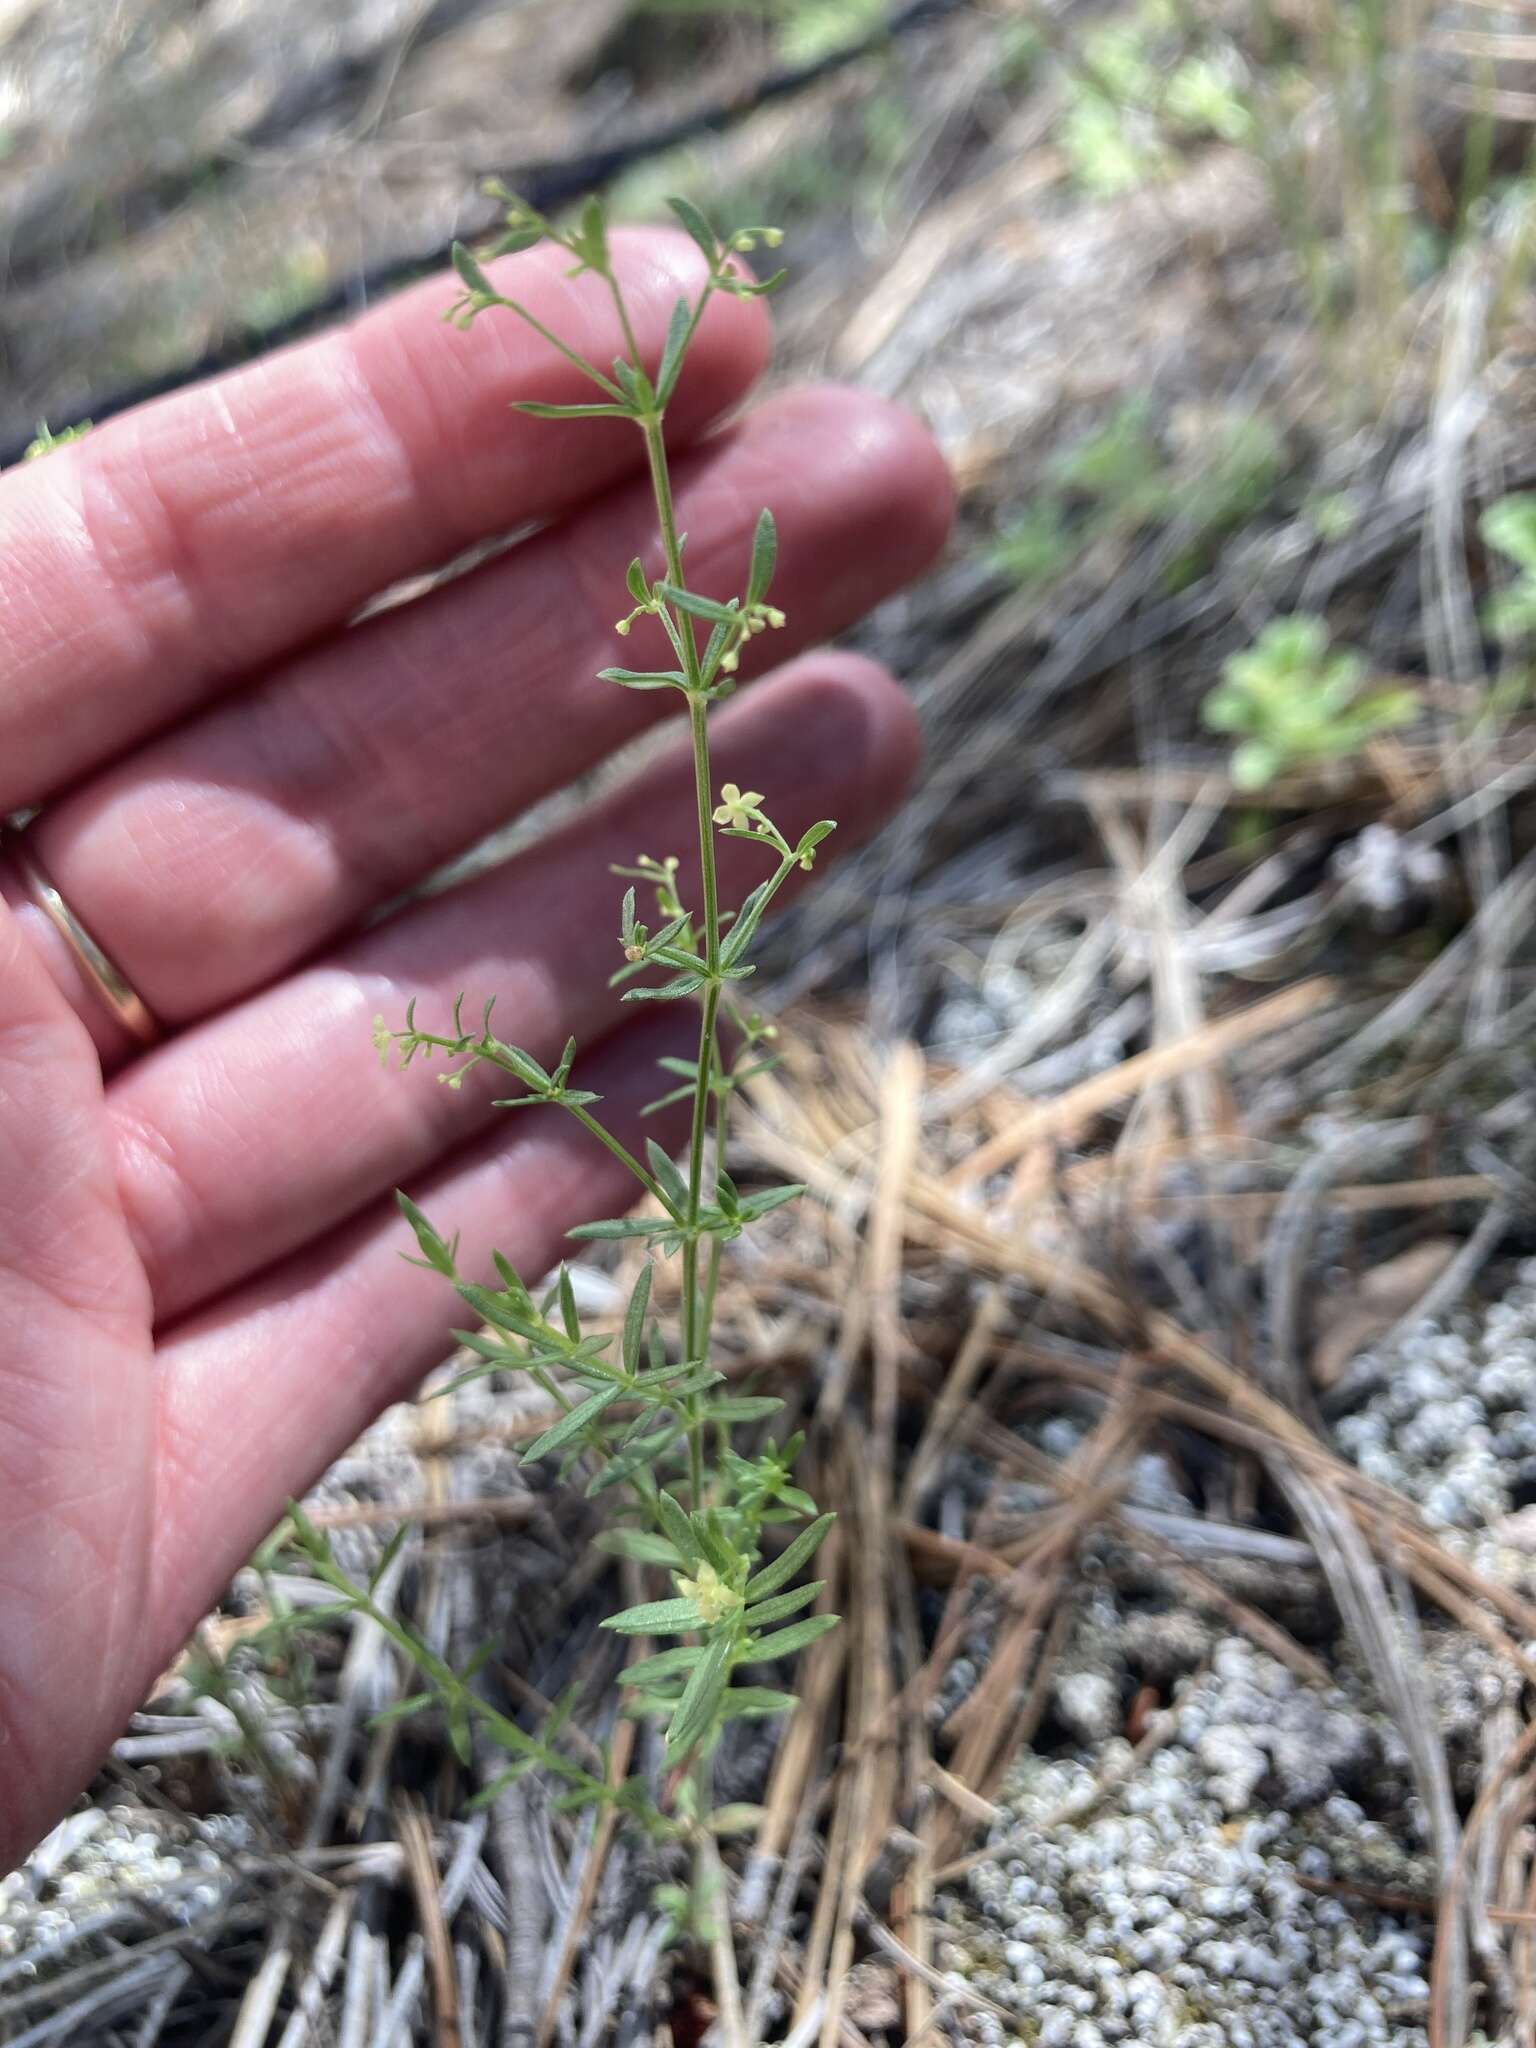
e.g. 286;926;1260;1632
491;291;625;398
562;1101;681;1217
604;271;646;382
706;1083;729;1464
639;408;724;1506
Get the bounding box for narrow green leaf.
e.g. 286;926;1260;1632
451;240;495;298
488;225;543;258
587;1421;682;1494
491;1251;530;1298
397;1192;456;1276
597;668;688;691
522;1384;623;1462
718;1687;798;1721
626;556;650;604
744;1580;824;1629
645;1141;690;1214
654;581;740;626
602;1596;700;1636
579;194;609;270
544;1683;579;1740
642;1082;697;1117
720;876;779;969
464;1758;538;1810
623;1264;653;1377
447;1699;473;1766
622;972;706;1003
558;1265;581;1342
284;1498;331;1569
656;1490;698;1562
737;1183;807;1222
619;1696;672;1722
702;1396;785;1423
612;358;654;410
623;1644;705;1687
744;1513;835;1602
747;507;778;606
647;943;707;973
499;1044;553;1089
449;1328;519;1367
656;296;693;405
551;1784;604;1815
633;1361;721;1395
368;1520;411;1595
743;1615;840;1663
511;400;633;420
666;1632;734;1762
667;194;718;261
594;1528;684;1567
567;1216;660;1241
369;1692;434;1727
455;1282;547;1343
461;1637;500;1682
699;613;743;687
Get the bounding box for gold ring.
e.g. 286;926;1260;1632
11;841;162;1048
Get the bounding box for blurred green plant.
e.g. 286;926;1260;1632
1481;494;1536;644
990;400;1283;598
610;63;909;237
1056;9;1251;197
634;0;888;66
989;500;1076;593
1203;615;1418;788
22;420;93;461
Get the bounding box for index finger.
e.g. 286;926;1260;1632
0;229;769;811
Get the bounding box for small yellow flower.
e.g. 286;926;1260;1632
372;1015;394;1067
678;1562;741;1626
712;783;763;831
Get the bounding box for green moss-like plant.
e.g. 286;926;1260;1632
1203;615;1418;789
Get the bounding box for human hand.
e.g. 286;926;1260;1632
0;229;952;1867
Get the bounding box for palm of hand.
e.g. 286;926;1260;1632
0;230;950;1868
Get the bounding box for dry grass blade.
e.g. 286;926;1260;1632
947;979;1336;1188
396;1800;459;2048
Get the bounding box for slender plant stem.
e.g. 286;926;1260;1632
639;409;725;1505
604;273;646;382
706;1083;729;1464
562;1102;680;1217
636;390;739;1933
491;293;625;398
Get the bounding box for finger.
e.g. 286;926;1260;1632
0;230;769;810
0;900;154;1867
114;655;919;1321
14;387;952;1044
149;1015;689;1679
